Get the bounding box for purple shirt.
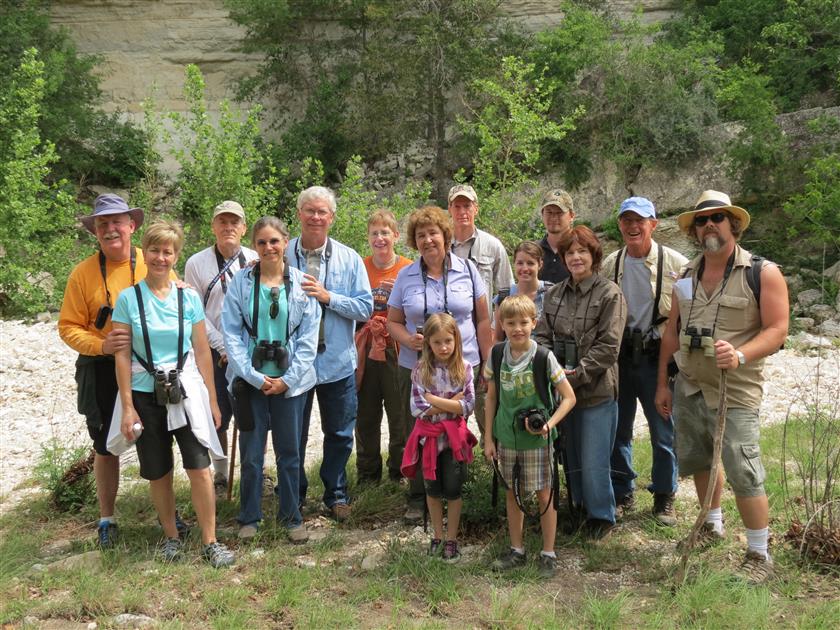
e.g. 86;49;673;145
410;358;476;452
388;254;486;370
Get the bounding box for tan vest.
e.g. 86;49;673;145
676;245;764;409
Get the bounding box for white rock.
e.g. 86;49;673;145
808;304;836;323
113;613;155;628
797;289;823;309
823;259;840;284
361;551;386;571
818;319;840;338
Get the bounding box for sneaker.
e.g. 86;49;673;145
238;524;258;540
404;505;424;525
442;540;460;563
158;537;183;563
97;521;118;549
288;525;309;544
615;494;635;520
739;550;774;585
584;519;615;541
652;493;677;526
538;554;558;579
428;538;442;556
492;549;527;571
330;503;351;522
677;522;725;551
203;541;235;568
214;473;228;499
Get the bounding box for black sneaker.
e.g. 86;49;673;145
652;493;677;526
202;542;235;568
442;540;461;563
97;521;118;549
491;549;527;571
428;538;442;556
538;554;557;579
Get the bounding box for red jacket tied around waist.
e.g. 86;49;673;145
400;416;477;481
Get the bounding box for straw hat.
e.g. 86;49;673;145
677;190;750;233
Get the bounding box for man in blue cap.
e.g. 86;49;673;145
601;197;688;525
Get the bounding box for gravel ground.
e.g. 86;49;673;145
1;319;838;511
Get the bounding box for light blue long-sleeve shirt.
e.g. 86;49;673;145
286;236;373;384
221;264;320;397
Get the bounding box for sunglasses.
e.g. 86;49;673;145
269;286;280;319
256;237;283;247
693;212;728;227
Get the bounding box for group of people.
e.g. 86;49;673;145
58;182;787;584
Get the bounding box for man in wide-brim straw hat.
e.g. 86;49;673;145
59;193;148;549
654;189;788;584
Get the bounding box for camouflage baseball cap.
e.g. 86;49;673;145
540;189;573;213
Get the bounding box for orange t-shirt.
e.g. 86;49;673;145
364;255;412;318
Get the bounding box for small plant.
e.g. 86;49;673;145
33;440;96;511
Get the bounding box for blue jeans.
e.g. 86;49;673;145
238;388;306;529
299;374;356;508
564;399;618;523
611;354;677;498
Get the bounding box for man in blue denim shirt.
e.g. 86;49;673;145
286;186;374;520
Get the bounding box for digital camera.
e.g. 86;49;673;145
515;407;547;433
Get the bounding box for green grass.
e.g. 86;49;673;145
1;427;838;628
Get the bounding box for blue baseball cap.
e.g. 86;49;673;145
618;197;656;219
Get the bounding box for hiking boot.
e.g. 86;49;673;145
652;493;677;526
428;538;442;556
738;550;774;585
158;537;183;563
330;503;351;522
584;519;615;541
442;540;461;563
677;522;725;551
97;521;118;549
213;473;228;499
238;524;258;540
615;493;635;520
287;525;309;544
492;549;527;571
404;505;424;525
538;554;558;579
202;541;235;568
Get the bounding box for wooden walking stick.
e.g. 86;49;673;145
675;369;728;586
226;423;238;502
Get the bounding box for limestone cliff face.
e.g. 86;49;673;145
50;0;677;119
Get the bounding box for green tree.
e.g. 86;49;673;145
0;0;150;186
0;48;81;315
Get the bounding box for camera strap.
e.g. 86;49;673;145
420;255;450;321
99;247;136;308
294;238;331;352
246;262;295;344
203;247;246;307
132;283;185;374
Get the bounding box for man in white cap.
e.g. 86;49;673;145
601;197;687;525
537;188;575;283
184;201;258;496
655;190;788;584
448;183;513;433
59;193;147;548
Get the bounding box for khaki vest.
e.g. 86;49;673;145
676;245;764;409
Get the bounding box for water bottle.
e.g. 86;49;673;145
132;422;143;442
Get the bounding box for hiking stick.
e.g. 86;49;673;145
227;423;238;502
675;369;728;586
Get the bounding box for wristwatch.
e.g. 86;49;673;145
736;350;746;366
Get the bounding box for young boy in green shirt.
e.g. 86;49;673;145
484;295;576;577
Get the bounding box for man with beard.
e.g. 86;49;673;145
655;190;788;584
537;189;574;283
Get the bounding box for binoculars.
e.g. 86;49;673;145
154;369;184;406
679;326;715;357
252;340;289;371
552;336;578;371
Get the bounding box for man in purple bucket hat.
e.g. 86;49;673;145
59;193;149;548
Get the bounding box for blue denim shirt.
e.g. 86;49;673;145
221;264;320;397
286;237;373;384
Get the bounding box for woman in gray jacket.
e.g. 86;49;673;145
222;216;320;543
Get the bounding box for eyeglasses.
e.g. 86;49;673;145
256;237;283;247
269;286;280;319
693;212;728;227
301;208;332;218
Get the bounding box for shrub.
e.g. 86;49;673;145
33;440;96;512
0;48;82;316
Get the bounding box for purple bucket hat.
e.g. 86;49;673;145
80;194;144;233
